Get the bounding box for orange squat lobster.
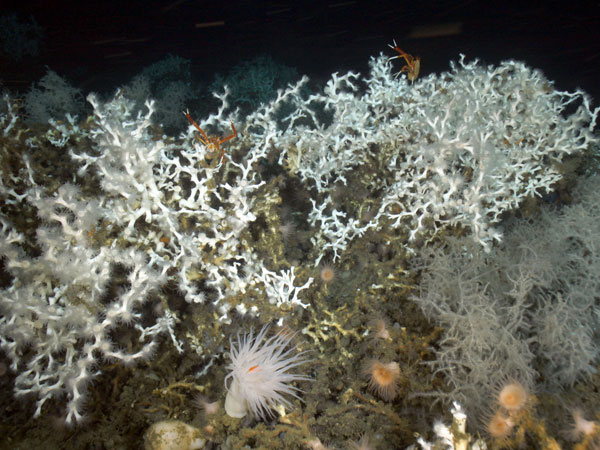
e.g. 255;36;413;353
388;40;420;82
184;110;237;163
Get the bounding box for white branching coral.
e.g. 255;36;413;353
0;88;313;422
272;54;599;259
374;55;599;250
0;47;598;425
410;402;487;450
0;183;172;424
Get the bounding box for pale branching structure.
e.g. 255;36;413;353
0;88;313;423
411;176;600;417
0;47;598;425
0;181;170;424
274;55;599;261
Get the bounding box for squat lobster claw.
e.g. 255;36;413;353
388;40;420;82
184;109;237;163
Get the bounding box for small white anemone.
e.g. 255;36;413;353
224;325;310;420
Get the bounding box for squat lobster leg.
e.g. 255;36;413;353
184;110;210;142
388;40;421;82
184;110;237;163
